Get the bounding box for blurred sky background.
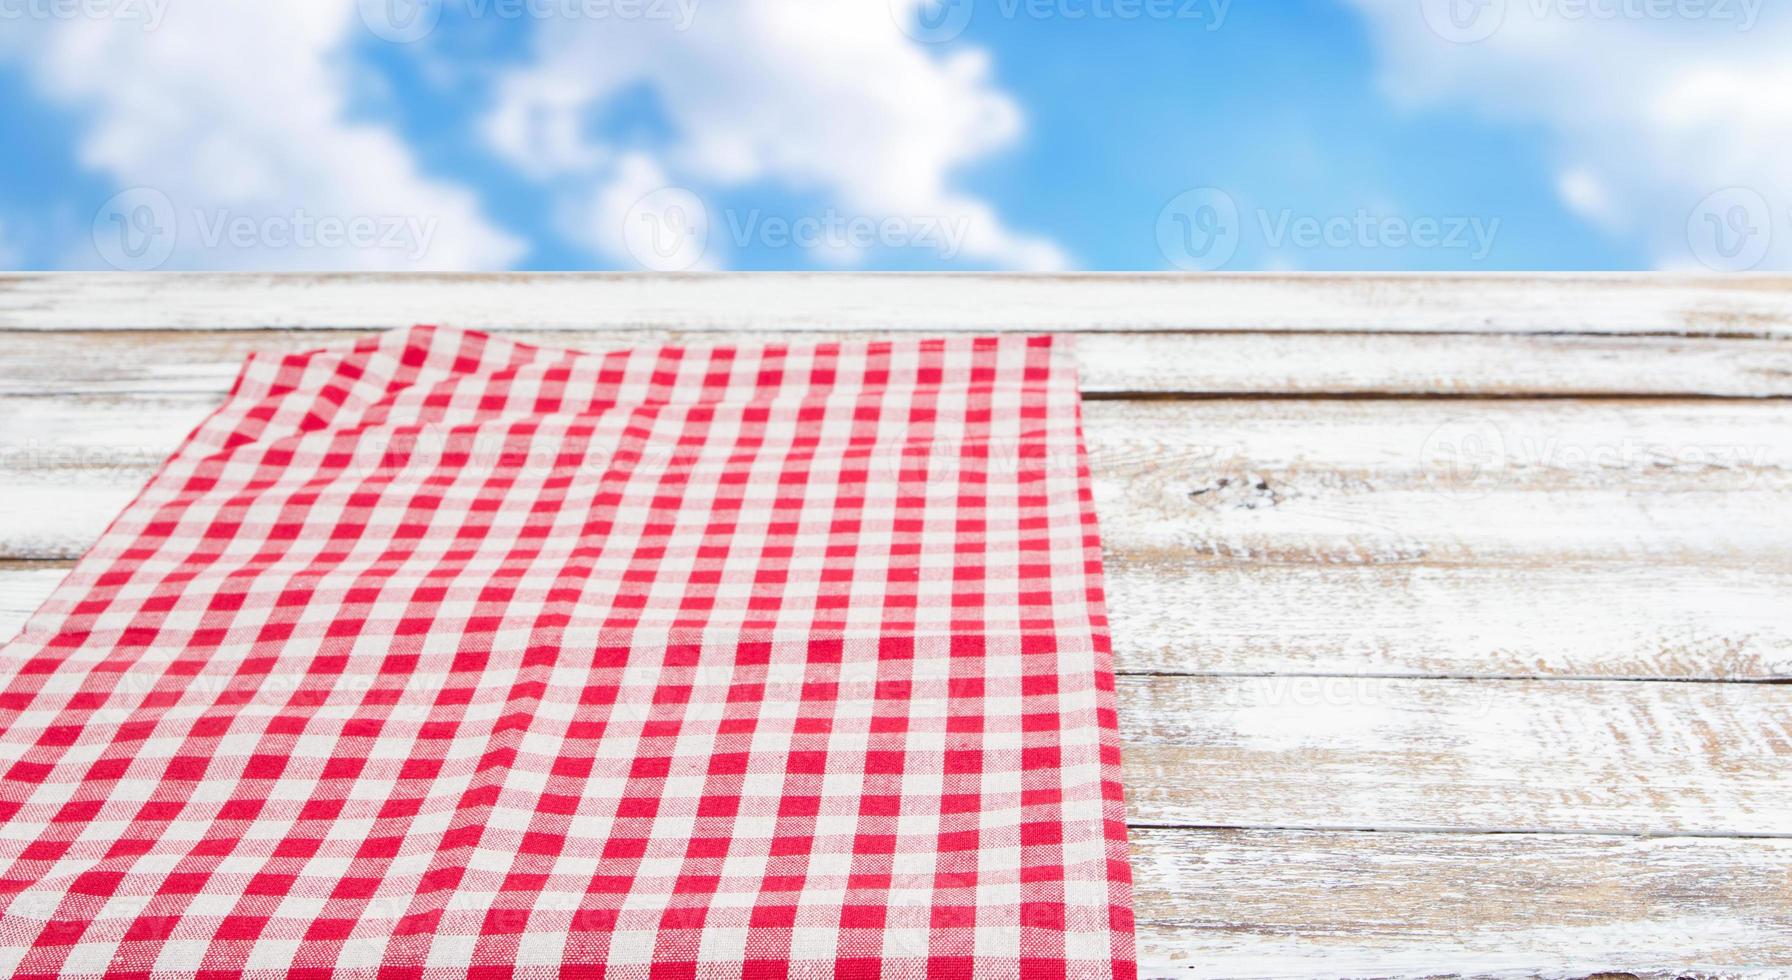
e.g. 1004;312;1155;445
0;0;1785;272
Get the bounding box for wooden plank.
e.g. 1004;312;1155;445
1089;400;1792;564
1;611;1785;837
0;564;66;644
4;397;1789;678
3;329;1791;399
4;291;1786;978
5;580;1787;837
1107;559;1792;680
7;397;1789;560
1118;674;1792;836
3;273;1792;336
1129;826;1792;978
4;560;1785;681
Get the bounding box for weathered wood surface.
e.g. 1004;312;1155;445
2;274;1789;979
1129;828;1792;977
5;575;1787;839
5;272;1792;335
5;328;1792;397
4;559;1788;684
0;564;64;640
1118;675;1792;836
6;396;1788;678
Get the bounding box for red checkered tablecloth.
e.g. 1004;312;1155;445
0;327;1136;979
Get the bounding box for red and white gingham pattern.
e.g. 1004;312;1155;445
0;326;1135;980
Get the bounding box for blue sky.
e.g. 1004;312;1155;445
0;0;1784;272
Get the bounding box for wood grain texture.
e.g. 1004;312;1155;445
1090;400;1791;564
1129;827;1792;978
13;395;1786;559
2;588;1785;838
4;562;1789;975
4;329;1792;398
0;565;65;643
4;579;1786;839
1107;560;1792;680
4;561;1786;682
5;396;1787;678
4;273;1792;335
1117;675;1792;836
4;277;1791;976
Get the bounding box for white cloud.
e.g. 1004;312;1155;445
483;0;1067;270
1345;0;1791;270
1;1;523;270
1556;167;1614;226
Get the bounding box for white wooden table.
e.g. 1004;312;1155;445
2;273;1789;978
